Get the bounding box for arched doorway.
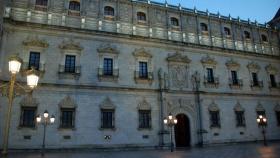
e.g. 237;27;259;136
175;114;191;147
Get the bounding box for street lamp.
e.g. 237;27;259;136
1;55;40;155
257;115;267;146
36;110;55;156
164;113;177;152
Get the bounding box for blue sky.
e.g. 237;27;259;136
153;0;280;24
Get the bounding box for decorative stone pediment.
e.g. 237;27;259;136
22;36;49;48
20;96;39;107
226;59;240;70
201;55;217;67
166;52;191;64
265;64;278;74
275;103;280;111
97;44;119;54
58;95;77;108
208;101;219;111
234;101;244;111
256;102;264;111
59;40;83;51
247;62;260;72
133;48;152;58
100;97;115;109
137;98;151;110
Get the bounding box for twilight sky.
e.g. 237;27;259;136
153;0;280;24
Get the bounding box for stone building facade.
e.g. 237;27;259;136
0;0;280;149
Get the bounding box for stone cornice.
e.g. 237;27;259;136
97;44;119;54
247;62;260;72
22;36;49;48
133;48;152;58
59;40;83;51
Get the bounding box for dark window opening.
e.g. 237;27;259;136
65;55;76;73
244;31;251;39
28;52;40;70
261;34;268;42
103;58;113;76
252;73;259;86
171;17;179;26
139;62;148;79
137;12;146;21
235;111;245;127
35;0;48;6
270;74;277;87
200;23;208;31
207;68;214;83
231;70;238;85
104;6;114;16
210;111;220;127
139;110;151;129
257;111;266;117
20;107;36;128
101;109;114;129
60;108;75;128
69;1;80;11
224;27;231;36
276;111;280;126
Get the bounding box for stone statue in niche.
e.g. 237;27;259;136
170;65;188;88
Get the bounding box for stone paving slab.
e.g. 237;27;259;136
2;142;280;158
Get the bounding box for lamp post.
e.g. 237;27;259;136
36;110;55;156
257;115;267;146
164;113;177;152
1;55;40;155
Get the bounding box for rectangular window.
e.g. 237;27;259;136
65;55;76;73
139;110;151;129
252;73;259;86
207;68;214;83
28;52;40;70
276;111;280;126
101;109;114;129
20;107;36;128
103;58;113;76
60;108;75;128
231;71;238;85
139;62;148;79
270;74;277;87
235;111;245;127
210;111;220;127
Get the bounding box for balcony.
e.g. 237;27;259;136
98;68;119;82
250;80;263;89
21;62;45;77
58;64;81;80
229;78;243;89
204;76;219;88
268;81;280;90
134;71;153;84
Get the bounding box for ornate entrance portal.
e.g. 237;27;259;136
175;114;191;147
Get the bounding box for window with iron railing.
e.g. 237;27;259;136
137;12;146;21
231;70;238;85
104;6;114;16
210;111;220;128
28;52;40;70
207;68;214;83
65;55;76;73
103;58;113;76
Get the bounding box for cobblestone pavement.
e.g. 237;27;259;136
2;142;280;158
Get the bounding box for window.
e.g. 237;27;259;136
101;109;114;129
69;1;80;11
28;52;40;70
235;111;245;127
261;34;268;42
20;107;36;128
200;23;208;31
65;55;76;73
252;72;259;86
170;17;179;26
244;31;250;39
104;6;114;16
210;111;220;127
224;27;231;36
231;71;238;85
35;0;48;6
60;108;75;128
207;68;214;83
270;74;277;87
139;110;151;129
276;111;280;126
139;62;148;79
103;58;113;76
137;12;146;21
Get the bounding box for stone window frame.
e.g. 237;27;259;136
34;0;49;12
136;11;147;24
247;62;263;89
99;97;116;131
223;26;231;37
58;40;83;80
103;5;115;20
58;95;77;130
133;48;153;84
201;55;219;88
170;17;179;28
200;22;208;35
226;59;242;89
274;103;280;126
265;64;279;89
18;96;39;130
234;101;246;127
68;0;81;16
21;37;49;76
208;101;221;128
137;98;152;130
97;44;119;82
